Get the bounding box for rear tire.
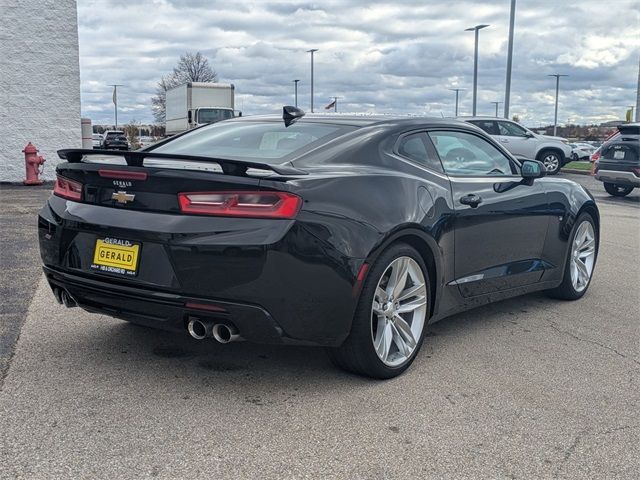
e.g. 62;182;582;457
326;243;430;379
537;149;563;175
603;182;634;197
546;213;598;300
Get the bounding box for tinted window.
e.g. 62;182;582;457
397;133;444;172
469;120;499;135
428;131;516;176
497;121;528;137
152;121;355;163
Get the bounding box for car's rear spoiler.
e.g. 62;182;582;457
57;149;307;176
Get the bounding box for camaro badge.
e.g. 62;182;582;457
112;191;135;204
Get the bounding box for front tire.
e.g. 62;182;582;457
603;183;634;197
537;149;563;175
546;213;598;300
327;243;430;379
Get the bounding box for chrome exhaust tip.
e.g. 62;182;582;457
60;290;77;308
212;323;241;344
187;318;214;340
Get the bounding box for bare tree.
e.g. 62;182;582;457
151;52;218;124
124;119;141;149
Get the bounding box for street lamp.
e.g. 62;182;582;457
465;24;489;116
448;88;465;116
548;74;568;136
307;49;318;112
491;101;502;117
504;0;517;118
293;79;300;107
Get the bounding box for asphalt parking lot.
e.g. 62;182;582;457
1;174;638;479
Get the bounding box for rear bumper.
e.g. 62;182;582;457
38;196;363;347
43;266;300;344
595;169;640;187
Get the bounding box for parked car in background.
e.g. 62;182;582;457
101;130;129;150
138;136;158;149
40;110;599;379
460;117;572;174
570;142;596;161
92;134;103;149
594;123;639;197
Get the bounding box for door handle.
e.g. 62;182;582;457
460;194;482;207
500;138;509;143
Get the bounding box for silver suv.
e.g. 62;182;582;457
459;117;572;175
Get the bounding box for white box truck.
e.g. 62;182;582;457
165;82;235;135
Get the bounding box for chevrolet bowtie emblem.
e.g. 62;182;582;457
112;191;135;204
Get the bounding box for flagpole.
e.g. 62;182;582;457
109;84;123;129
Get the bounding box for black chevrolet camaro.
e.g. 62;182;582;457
39;108;599;378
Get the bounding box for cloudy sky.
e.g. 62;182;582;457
77;0;640;127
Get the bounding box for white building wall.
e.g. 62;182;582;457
0;0;81;182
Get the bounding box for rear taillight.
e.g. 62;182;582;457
53;175;83;201
633;168;640;177
178;191;302;219
590;150;601;162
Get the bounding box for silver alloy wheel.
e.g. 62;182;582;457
371;256;427;367
570;221;596;292
542;153;560;172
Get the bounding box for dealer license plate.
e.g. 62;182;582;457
91;238;140;276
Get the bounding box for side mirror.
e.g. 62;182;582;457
521;159;546;180
524;131;535;138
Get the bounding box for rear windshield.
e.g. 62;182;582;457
151;121;356;162
105;132;125;140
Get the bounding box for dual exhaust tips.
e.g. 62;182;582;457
53;287;239;344
187;318;241;343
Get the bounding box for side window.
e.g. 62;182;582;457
397;132;443;172
469;120;499;135
427;131;516;177
497;121;527;137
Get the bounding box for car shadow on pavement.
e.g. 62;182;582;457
39;289;558;397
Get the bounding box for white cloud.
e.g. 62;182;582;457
77;0;640;126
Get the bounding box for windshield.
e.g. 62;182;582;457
151;121;355;163
197;109;235;124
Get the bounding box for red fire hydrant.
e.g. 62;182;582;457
23;142;46;185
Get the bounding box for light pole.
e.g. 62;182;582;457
504;0;516;118
293;79;300;107
109;84;123;128
307;49;318;112
491;101;502;117
636;55;640;122
449;88;464;116
548;74;568;136
465;24;489;116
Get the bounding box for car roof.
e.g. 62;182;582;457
226;113;474;129
455;116;511;122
